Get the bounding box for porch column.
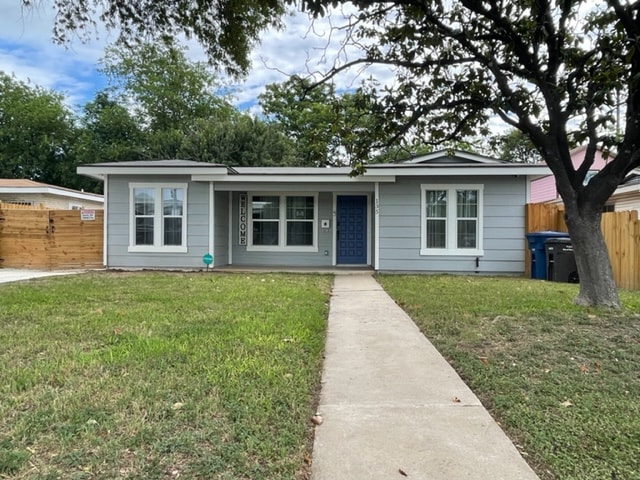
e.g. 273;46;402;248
209;182;215;263
374;182;380;270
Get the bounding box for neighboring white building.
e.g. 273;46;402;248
0;179;104;210
609;173;640;214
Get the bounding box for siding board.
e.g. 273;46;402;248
230;191;337;267
102;172;529;274
378;176;527;274
107;176;210;269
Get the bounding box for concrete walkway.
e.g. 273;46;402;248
0;268;81;284
311;274;540;480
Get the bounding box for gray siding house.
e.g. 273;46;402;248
77;151;549;274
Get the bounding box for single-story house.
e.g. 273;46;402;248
608;172;640;214
77;150;550;273
530;145;640;213
0;179;104;210
529;145;611;203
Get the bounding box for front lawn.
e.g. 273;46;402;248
378;274;640;480
0;272;331;480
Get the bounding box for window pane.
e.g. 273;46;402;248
457;190;478;218
457;219;477;248
135;217;154;245
287;221;313;246
287;196;314;220
162;188;183;216
164;218;182;245
426;219;446;248
135;188;154;215
425;190;447;217
253;221;279;245
252;196;280;220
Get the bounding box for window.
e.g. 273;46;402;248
286;196;314;246
252;195;280;246
248;193;317;251
129;184;187;252
421;184;483;256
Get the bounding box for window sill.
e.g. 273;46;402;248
420;248;484;256
247;245;318;253
128;246;188;253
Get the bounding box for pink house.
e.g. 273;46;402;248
529;146;611;203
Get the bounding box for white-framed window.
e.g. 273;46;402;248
248;193;318;252
129;183;188;253
420;184;484;256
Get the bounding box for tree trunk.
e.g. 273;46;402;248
563;203;620;309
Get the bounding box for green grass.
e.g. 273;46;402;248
0;272;332;480
377;274;640;480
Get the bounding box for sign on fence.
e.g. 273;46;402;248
80;209;96;221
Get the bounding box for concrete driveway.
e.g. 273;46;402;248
0;269;82;284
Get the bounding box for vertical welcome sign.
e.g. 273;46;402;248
239;193;247;246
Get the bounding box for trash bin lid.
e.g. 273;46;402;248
526;230;569;238
544;237;572;244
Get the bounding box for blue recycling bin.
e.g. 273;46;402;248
526;231;570;279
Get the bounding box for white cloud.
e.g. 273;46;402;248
229;8;398;111
0;3;110;109
0;4;396;114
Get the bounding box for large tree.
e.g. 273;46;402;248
148;114;298;166
37;0;287;77
101;42;233;132
71;91;145;192
76;91;144;164
260;76;385;167
99;41;297;167
179;115;298;167
42;0;640;307
491;129;543;164
297;0;639;308
0;72;76;186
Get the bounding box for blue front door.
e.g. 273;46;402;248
336;195;367;265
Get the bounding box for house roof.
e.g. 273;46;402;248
400;150;509;164
90;159;226;168
0;179;46;188
621;172;640;186
78;160;230;180
0;178;104;203
77;151;551;183
611;172;640;199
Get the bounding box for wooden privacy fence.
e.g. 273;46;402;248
0;207;103;269
525;203;640;290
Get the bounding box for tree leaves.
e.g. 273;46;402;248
259;76;387;166
45;0;287;77
0;73;75;185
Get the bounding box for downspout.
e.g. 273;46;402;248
374;182;380;271
103;175;108;268
209;182;215;266
228;191;233;265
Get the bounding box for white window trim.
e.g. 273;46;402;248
247;192;319;252
128;183;188;253
420;184;484;256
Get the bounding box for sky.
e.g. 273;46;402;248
0;3;396;114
